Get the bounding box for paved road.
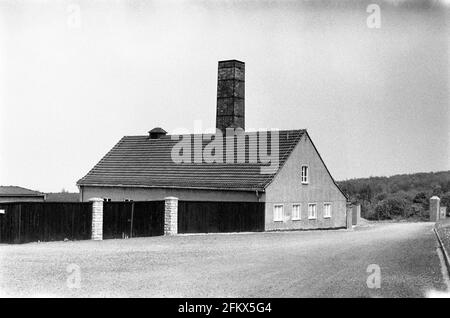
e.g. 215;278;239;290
0;222;447;297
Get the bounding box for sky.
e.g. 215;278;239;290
0;0;448;192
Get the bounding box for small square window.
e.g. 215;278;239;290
273;204;284;222
292;204;301;220
324;203;332;218
301;165;309;184
308;203;317;219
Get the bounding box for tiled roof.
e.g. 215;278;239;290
77;130;306;191
0;186;44;197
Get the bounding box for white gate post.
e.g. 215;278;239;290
164;197;178;235
430;196;440;222
89;198;103;240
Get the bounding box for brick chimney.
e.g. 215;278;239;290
216;60;245;132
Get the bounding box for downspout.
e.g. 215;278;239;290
78;185;83;202
255;190;261;202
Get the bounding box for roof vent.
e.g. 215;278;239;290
148;127;167;139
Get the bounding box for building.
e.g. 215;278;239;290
45;192;80;202
77;60;347;231
0;186;45;203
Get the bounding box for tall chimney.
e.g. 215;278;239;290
216;60;245;132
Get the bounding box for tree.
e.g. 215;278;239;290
360;184;373;202
413;192;427;204
374;192;387;202
432;184;443;197
338;171;450;220
441;192;450;209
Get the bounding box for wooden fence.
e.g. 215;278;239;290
0;202;92;244
103;201;164;239
0;200;265;243
178;201;265;234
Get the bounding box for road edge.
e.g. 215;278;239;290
434;227;450;277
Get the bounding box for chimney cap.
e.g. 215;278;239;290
148;127;167;139
218;59;245;63
218;59;245;69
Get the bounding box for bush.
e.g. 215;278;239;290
364;207;378;220
360;200;374;219
441;192;450;209
374;196;408;220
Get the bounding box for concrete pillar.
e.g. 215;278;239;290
89;198;103;240
346;204;353;229
430;196;440;222
164;197;178;235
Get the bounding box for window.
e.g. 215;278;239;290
301;165;309;184
324;203;332;218
292;204;301;220
308;203;317;219
273;204;284;222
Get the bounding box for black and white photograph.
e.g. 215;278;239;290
0;0;449;303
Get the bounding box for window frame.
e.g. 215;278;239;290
273;204;284;222
308;203;317;220
323;202;332;218
292;203;301;221
301;165;309;184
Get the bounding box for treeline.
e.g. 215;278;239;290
337;171;450;220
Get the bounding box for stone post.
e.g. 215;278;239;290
90;198;103;240
430;196;440;222
164;197;178;235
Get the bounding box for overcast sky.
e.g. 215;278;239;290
0;0;448;192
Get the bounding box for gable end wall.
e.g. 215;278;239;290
264;133;347;230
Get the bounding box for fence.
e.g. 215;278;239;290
103;201;165;239
178;201;265;234
0;199;265;243
0;202;92;244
